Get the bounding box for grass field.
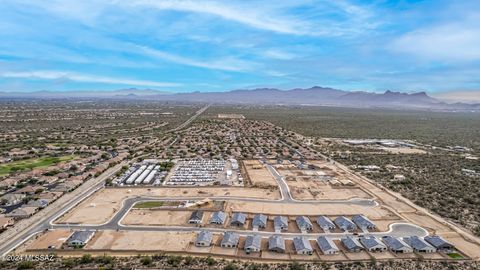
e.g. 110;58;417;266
133;201;165;209
447;253;464;259
0;155;78;176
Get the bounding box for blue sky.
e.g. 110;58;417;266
0;0;480;95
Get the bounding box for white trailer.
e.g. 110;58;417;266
135;165;155;184
125;165;146;184
143;168;158;184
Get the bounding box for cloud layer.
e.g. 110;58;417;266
0;0;479;94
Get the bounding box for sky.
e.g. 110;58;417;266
0;0;480;96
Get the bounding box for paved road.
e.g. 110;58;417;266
0;104;211;257
168;104;210;132
50;222;427;241
0;164;123;256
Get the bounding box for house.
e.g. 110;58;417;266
34;191;62;200
230;212;247;227
334;216;357;231
317;236;339;255
296;216;313;231
382;236;413;253
341;237;364;252
188;210;203;224
0;193;26;206
209;211;227;225
195;231;213;247
51;180;80;192
27;199;50;208
0;215;14;229
316;216;335;231
351;215;376;230
403;236;436;253
67;231;95;247
273;216;288;231
12;185;43;195
252;214;267;229
268;235;286;253
424;235;454;252
294;237;314;255
221;231;240;248
6;206;38;219
244;235;262;254
0;177;21;188
359;236;387;252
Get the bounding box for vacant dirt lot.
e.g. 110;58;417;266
56;187;279;224
26;230;72;250
86;230;193;251
122;209;193;226
225;200;393;219
243;160;278;188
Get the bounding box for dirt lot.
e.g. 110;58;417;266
380;147;427;154
288;181;370;200
56;187;279;225
122;209;194;226
225;201;393;219
26;230;72;250
243;160;278;188
86;230;193;251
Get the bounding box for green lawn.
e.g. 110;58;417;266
447;253;464;259
0;155;78;176
133;201;165;209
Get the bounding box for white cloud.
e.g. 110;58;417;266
135;45;254;72
391;17;480;62
263;49;296;60
0;70;181;87
128;0;311;35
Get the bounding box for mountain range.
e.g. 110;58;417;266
1;86;479;111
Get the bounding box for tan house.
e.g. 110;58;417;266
12;185;44;195
6;206;38;219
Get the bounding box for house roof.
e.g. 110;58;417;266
296;216;313;228
252;214;267;227
403;236;435;251
352;215;375;228
341;237;363;251
268;235;285;250
273;216;288;228
316;236;338;252
196;231;213;243
294;237;313;252
424;235;453;249
316;216;335;229
382;236;410;251
334;216;357;230
67;231;94;244
1;193;26;202
7;206;37;217
231;212;247;224
221;231;240;246
245;235;262;249
189;210;203;221
210;211;226;223
359;236;386;249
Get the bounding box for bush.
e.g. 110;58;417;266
62;258;76;268
224;263;238;270
17;261;34;269
206;256;216;266
166;255;181;266
80;254;93;264
140;256;152;266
